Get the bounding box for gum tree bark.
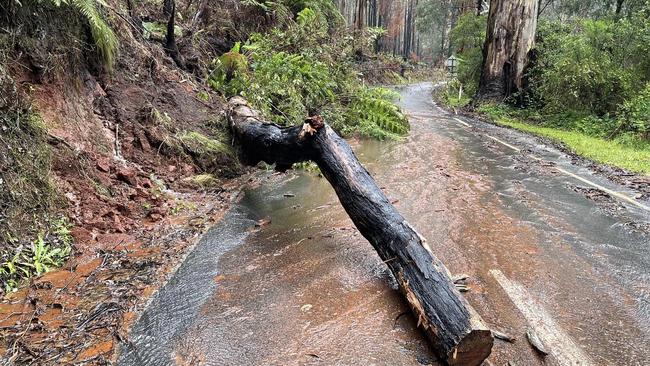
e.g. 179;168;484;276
477;0;539;101
228;97;494;366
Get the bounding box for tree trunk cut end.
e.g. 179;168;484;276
448;328;494;366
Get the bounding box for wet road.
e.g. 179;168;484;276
119;83;650;366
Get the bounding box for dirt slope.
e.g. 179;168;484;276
0;1;249;363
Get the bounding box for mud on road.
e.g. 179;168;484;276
119;83;650;366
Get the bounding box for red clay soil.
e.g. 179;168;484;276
1;39;247;363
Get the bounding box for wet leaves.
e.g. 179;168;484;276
526;328;548;356
255;218;272;228
492;329;515;343
0;198;230;364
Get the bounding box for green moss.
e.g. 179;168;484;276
479;104;650;175
175;131;237;174
197;91;210;102
177;131;231;156
0;110;57;244
182;174;220;188
149;107;173;127
143;21;183;40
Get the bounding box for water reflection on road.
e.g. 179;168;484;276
119;83;650;366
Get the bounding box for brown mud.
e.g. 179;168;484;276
119;83;650;366
1;32;242;364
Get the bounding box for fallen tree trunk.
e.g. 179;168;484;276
228;97;494;365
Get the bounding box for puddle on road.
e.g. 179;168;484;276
119;83;650;366
118;138;436;366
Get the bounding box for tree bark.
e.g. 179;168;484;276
615;0;624;15
228;97;494;366
163;0;174;17
164;0;185;69
477;0;539;101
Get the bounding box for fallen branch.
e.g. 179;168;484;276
228;97;493;365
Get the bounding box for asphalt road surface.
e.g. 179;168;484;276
119;83;650;366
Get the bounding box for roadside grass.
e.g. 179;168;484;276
444;95;471;108
478;104;650;175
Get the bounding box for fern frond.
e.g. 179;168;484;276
66;0;118;71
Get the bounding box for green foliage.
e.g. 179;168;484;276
529;14;650;137
446;5;650;141
175;130;236;174
0;92;57;248
441;79;471;108
208;4;409;139
535;19;631;115
619;83;650;137
449;13;486;96
48;0;118;71
346;87;409;140
197;91;210;102
208;42;249;96
1;220;73;293
283;0;345;28
177;131;232;157
292;161;321;175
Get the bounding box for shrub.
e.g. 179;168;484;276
49;0;118;70
209;6;409;139
534;19;634;115
1;222;72;293
449;13;487;96
619;83;650;138
346;87;409;140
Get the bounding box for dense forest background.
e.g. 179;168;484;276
438;0;649;142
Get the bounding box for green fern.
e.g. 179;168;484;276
348;87;410;140
52;0;118;71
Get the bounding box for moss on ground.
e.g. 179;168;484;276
176;130;237;174
0;73;57;246
177;131;231;156
182;174;220;188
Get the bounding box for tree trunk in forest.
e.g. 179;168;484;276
355;0;367;29
335;0;421;60
615;0;624;15
438;0;454;62
164;0;184;68
228;97;494;366
477;0;539;101
163;0;174;17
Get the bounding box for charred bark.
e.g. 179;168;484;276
477;0;539;101
163;0;174;17
228;97;494;366
164;0;185;69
